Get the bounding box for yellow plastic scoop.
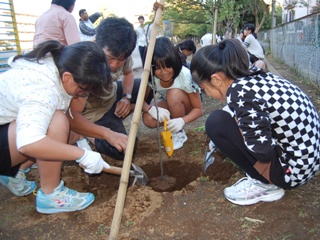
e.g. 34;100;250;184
160;119;174;156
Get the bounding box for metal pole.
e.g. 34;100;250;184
271;0;276;28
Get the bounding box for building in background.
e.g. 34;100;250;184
283;0;317;22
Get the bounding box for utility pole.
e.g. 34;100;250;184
212;0;218;44
271;0;276;28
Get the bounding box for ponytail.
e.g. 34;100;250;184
13;40;64;63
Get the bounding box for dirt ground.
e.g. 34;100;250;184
1;55;320;240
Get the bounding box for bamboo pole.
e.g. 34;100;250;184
109;1;165;239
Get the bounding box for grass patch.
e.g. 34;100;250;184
125;220;135;227
198;176;210;182
96;224;110;236
194;126;205;132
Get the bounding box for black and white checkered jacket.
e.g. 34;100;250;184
227;72;320;187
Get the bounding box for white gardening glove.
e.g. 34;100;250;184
147;106;170;123
167;118;185;133
76;149;110;174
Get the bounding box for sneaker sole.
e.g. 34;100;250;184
36;196;95;214
224;189;285;206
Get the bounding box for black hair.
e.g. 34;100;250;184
152;37;182;80
51;0;76;11
244;23;255;32
176;39;196;54
96;17;137;59
244;23;257;38
79;9;86;17
14;40;111;95
190;38;252;85
138;16;144;21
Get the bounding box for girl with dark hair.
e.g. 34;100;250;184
239;23;266;70
142;37;202;150
0;40;111;214
190;39;320;205
175;39;197;69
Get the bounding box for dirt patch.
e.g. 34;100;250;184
1;55;320;240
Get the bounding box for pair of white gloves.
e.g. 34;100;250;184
147;106;185;133
76;148;110;174
77;105;185;173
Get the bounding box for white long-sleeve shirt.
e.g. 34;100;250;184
136;25;147;47
242;34;264;59
0;56;72;149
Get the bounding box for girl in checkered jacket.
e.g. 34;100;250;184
190;38;320;206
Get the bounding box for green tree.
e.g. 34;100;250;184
163;0;214;24
242;0;270;32
311;0;320;13
162;0;271;37
162;0;213;38
218;0;241;36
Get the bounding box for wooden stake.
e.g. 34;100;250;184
109;1;165;239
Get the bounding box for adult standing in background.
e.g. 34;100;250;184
136;15;147;63
79;9;103;41
33;0;80;47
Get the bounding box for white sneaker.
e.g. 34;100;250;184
209;140;215;150
76;138;92;151
224;176;285;205
172;130;188;150
31;163;38;169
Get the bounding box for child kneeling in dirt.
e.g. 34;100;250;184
190;38;320;206
141;37;202;150
0;40;110;214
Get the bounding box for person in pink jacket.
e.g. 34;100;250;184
33;0;80;47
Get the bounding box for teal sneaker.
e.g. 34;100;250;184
0;170;36;196
36;180;95;214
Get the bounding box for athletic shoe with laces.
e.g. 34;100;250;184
0;170;36;196
172;129;188;150
224;176;285;205
36;180;94;214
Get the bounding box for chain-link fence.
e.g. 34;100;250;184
258;12;320;89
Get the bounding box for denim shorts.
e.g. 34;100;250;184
0;123;20;177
